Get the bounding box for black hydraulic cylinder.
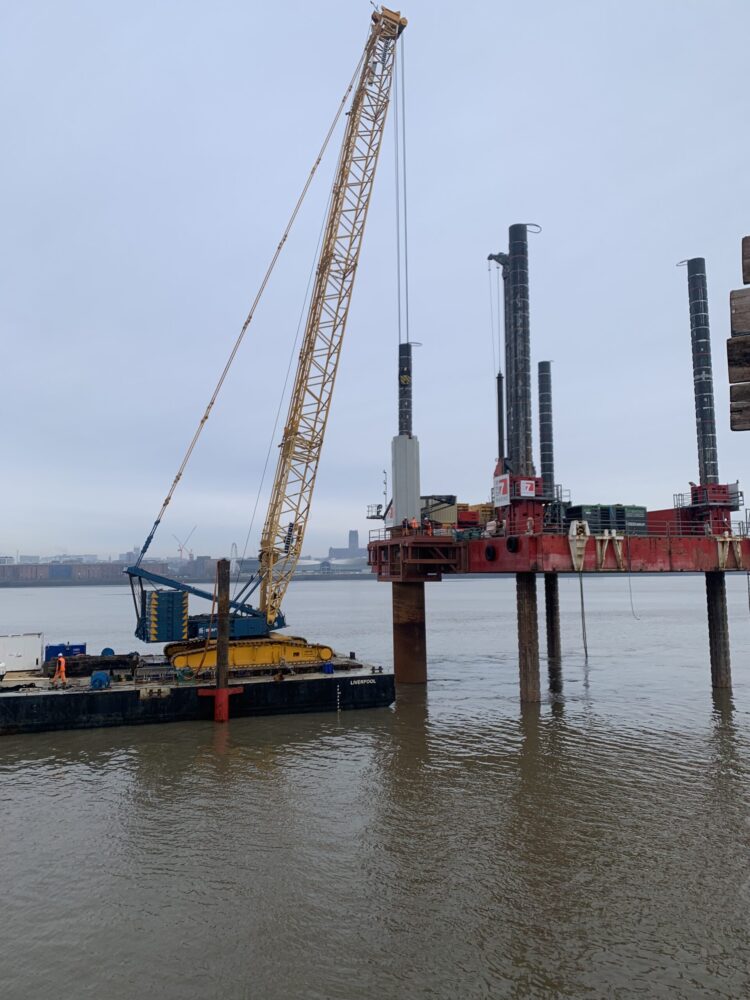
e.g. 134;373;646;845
538;361;554;500
686;258;719;485
509;224;534;476
398;341;413;437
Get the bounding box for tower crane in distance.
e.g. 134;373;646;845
127;7;407;672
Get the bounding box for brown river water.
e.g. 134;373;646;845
1;576;749;999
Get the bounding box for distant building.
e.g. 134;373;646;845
0;556;14;565
18;555;40;564
328;530;367;560
0;561;169;586
45;555;99;564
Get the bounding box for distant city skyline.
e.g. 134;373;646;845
0;527;367;564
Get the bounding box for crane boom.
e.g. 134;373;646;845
259;7;406;626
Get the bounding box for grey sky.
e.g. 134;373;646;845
2;0;748;560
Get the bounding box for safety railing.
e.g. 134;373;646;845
540;519;748;538
674;486;744;509
370;519;750;544
368;526;456;543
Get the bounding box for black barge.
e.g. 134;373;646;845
0;661;394;736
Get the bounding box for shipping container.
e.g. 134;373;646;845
457;510;480;526
566;504;648;535
44;642;86;662
1;633;44;673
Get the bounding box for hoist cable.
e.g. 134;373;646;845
487;263;497;372
393;44;402;344
495;263;503;366
625;535;641;621
135;45;368;565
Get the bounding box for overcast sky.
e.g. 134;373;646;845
1;0;748;561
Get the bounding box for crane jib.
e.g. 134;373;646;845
259;7;407;627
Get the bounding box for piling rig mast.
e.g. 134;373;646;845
128;7;406;663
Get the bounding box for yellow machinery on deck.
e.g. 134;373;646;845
165;635;333;672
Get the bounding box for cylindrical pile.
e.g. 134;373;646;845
538;361;554;499
398;342;413;437
686;258;719;485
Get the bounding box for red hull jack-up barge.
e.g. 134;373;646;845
371;476;746;579
369;241;746;701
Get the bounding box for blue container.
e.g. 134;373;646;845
45;642;86;661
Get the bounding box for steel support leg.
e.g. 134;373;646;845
705;571;731;689
544;573;561;663
544;572;562;693
392;582;427;684
516;572;541;703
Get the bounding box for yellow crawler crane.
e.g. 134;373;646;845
160;8;406;673
166;635;333;672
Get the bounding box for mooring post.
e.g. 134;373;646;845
706;571;731;688
214;557;231;720
216;558;230;686
392;581;427;684
199;557;241;721
516;573;540;702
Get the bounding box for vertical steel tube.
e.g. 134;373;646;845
538;361;554;500
539;361;561;674
516;572;540;702
706;571;732;689
544;572;561;668
216;558;230;691
502;257;515;473
398;342;413;437
392;582;427;683
686;260;730;688
509;224;534;477
686;258;719;485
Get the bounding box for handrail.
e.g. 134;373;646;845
368;520;749;544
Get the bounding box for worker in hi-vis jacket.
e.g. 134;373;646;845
51;653;67;689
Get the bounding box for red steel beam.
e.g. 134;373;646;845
368;533;748;582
